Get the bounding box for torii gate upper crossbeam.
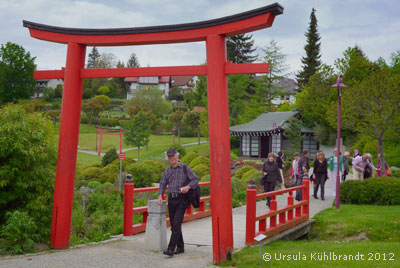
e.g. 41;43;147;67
23;2;283;264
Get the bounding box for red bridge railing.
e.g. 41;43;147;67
123;181;211;236
245;179;310;245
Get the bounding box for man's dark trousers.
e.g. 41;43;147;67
167;194;187;251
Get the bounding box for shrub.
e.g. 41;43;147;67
126;164;154;188
181;151;199;165
283;160;291;175
98;118;120;127
0;104;56;240
230;151;239;161
233;191;247;206
143;160;166;174
241;169;260;184
189;156;210;169
168;143;186;158
99;164;119;184
88;181;102;189
235;165;257;180
0;211;39;254
81;167;103;181
231;177;243;194
192;164;210;180
199;175;210;196
141;161;164;183
102;147;118;167
341;177;400;205
248;171;263;185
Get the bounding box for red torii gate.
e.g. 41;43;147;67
23;3;283;263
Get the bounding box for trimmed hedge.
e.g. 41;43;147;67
192;163;209;179
181;151;199;165
241;169;260;184
341;177;400;205
189;156;210;169
235;165;256;180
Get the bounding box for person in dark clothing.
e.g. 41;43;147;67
276;151;285;183
295;149;310;201
158;148;199;257
262;153;284;207
312;152;328;200
342;151;350;181
363;153;373;179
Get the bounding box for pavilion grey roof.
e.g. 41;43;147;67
230;111;299;136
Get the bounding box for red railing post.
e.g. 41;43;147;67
124;175;134;236
245;186;257;245
199;200;205;212
287;191;294;221
186;205;193;215
270;195;277;228
302;179;310;217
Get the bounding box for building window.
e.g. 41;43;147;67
302;135;318;158
251;136;259;157
242;136;250;157
285;95;290;100
271;133;281;154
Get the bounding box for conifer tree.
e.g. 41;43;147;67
227;34;257;63
127;53;140;67
296;8;322;87
86;47;100;69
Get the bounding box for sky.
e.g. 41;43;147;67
1;0;399;77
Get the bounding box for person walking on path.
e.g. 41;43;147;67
363;153;373;179
328;148;344;198
291;152;299;183
295;149;310;201
342;151;350;181
158;148;199;257
261;153;284;208
276;151;285;183
312;151;328;200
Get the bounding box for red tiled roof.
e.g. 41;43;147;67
159;76;170;83
193;106;206;112
124;77;138;82
171;76;194;87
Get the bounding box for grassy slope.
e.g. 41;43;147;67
222;205;400;268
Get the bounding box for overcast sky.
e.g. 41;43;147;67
1;0;399;77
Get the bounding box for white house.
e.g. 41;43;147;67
125;76;170;100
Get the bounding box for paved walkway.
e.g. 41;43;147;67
0;172;350;268
78;141;209;157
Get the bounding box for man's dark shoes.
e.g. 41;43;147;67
174;248;184;254
313;195;319;199
163;249;174;257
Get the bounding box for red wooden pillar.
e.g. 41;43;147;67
51;42;86;249
206;34;233;263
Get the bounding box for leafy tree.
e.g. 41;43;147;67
42;86;55;100
199;110;209;138
98;53;117;69
261;40;289;80
296;8;322;87
83;88;93;99
284;117;304;155
54;84;63;98
125;87;171;117
86;47;101;69
184;75;207;109
102;147;118;167
0;104;56;239
45;110;61;127
82;95;110;125
169;109;185;144
184;111;201;145
124;111;151;161
338;68;400;174
168;87;183;101
0;42;36;103
227;34;257;63
126;105;161;133
127;53;140;67
97;85;110;96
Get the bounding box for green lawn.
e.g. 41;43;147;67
222;205;400;267
225;241;400;268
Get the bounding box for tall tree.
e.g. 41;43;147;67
125;87;171;117
0;42;36;102
339;68;400;174
259;39;290;110
124;111;151;161
86;47;101;69
284;117;304;155
184;111;201;145
127;53;140;67
296;8;322;87
227;34;257;63
169;109;186;144
261;40;289;81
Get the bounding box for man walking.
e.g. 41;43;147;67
295;149;310;201
158;148;199;257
